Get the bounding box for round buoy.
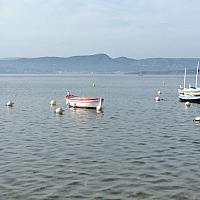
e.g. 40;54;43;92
155;96;160;101
194;116;200;122
55;108;63;115
96;105;102;112
93;83;95;87
158;90;161;95
6;101;14;107
96;98;103;112
49;100;56;106
185;101;191;107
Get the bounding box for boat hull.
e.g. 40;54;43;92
65;96;104;109
178;94;200;103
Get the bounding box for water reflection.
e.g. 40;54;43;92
66;108;104;118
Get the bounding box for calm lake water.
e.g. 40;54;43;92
0;74;200;200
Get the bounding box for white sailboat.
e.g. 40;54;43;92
178;61;200;102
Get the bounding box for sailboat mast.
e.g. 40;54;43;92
195;61;199;88
184;67;186;88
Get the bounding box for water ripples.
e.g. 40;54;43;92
0;75;200;199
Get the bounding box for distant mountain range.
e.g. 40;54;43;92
0;53;199;74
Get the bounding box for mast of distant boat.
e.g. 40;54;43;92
195;61;199;88
183;67;186;89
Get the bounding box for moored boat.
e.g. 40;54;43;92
65;92;104;109
178;61;200;102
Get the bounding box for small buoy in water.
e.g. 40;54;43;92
194;116;200;121
158;90;161;95
96;98;103;112
49;100;56;106
96;105;102;113
185;101;191;107
93;83;95;87
155;96;160;101
55;108;63;115
6;101;14;107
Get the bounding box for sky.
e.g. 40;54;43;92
0;0;200;58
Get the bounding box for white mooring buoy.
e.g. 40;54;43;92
96;105;102;113
55;107;63;115
155;96;160;101
158;90;161;95
49;100;56;106
6;101;14;107
96;98;103;112
194;116;200;122
185;101;191;107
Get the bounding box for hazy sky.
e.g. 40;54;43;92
0;0;200;58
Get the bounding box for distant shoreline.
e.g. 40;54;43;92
0;53;199;74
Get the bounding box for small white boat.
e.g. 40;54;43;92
65;92;104;109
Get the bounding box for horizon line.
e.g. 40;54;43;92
0;53;200;60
